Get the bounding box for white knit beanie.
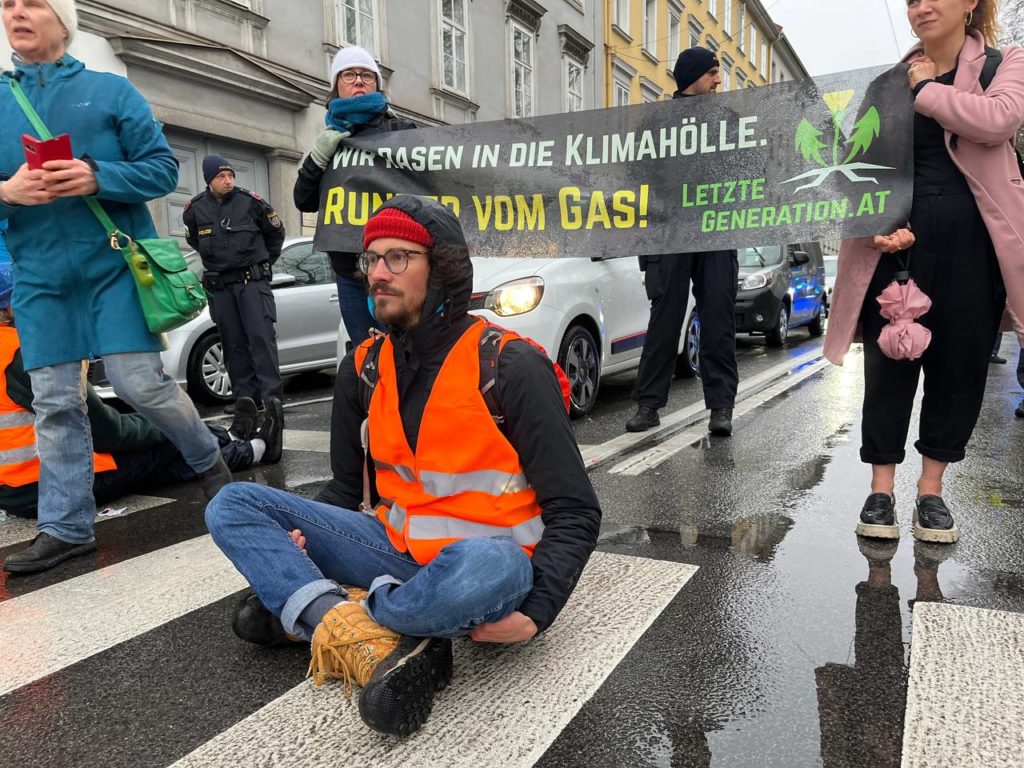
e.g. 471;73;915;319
45;0;78;45
329;46;380;90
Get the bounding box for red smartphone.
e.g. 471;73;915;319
22;133;73;170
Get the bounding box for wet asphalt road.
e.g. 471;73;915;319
3;328;1023;767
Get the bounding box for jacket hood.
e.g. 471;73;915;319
371;195;473;326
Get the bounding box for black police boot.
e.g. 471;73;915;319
855;492;899;540
625;405;660;433
2;532;96;574
708;407;733;436
229;396;259;439
231;590;300;646
256;397;284;464
358;635;454;737
913;495;959;544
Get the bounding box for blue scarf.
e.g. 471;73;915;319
325;92;388;132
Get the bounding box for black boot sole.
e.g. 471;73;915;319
2;540;97;574
358;639;453;737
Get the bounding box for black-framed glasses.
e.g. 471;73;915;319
339;70;377;85
358;248;428;275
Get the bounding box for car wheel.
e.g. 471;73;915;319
766;303;789;347
187;332;233;404
676;310;700;378
807;303;824;337
557;324;600;418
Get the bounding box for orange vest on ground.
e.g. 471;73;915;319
0;325;116;488
355;320;544;565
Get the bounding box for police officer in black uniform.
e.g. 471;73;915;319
627;47;740;437
183;155;286;439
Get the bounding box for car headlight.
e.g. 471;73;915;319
741;271;773;290
484;277;545;316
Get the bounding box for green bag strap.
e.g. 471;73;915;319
8;76;123;243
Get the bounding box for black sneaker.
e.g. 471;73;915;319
990;353;1008;364
256;397;284;464
855;492;899;539
913;495;959;544
2;532;96;574
229;396;259;440
358;635;454;737
625;405;660;433
708;407;733;436
231;590;300;646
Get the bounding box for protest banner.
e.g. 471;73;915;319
316;64;913;257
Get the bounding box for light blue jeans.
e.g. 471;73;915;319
206;482;534;639
28;351;220;544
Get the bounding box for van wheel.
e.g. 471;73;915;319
676;310;700;378
766;303;789;347
187;332;233;404
557;324;600;418
807;304;824;337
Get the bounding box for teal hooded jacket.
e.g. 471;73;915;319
0;55;177;370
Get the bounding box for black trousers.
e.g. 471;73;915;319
632;251;739;410
208;279;283;402
860;188;1005;465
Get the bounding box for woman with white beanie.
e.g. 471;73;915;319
293;46;416;345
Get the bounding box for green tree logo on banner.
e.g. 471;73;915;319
783;89;894;191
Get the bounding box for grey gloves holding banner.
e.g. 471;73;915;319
310;128;346;169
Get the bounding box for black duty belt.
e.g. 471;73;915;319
203;261;271;290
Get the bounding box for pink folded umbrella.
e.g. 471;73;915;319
876;278;932;360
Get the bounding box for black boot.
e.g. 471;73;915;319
256;397;284;464
2;532;96;574
198;456;232;500
625;405;660;433
229;396;259;440
855;492;899;540
231;590;299;646
708;407;733;436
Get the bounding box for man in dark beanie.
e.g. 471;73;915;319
627;46;739;437
206;196;600;737
183;155;286;439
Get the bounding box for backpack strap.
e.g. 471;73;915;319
355;335;386;414
478;325;506;428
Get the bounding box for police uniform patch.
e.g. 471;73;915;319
268;211;282;228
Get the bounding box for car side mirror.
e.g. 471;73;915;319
270;272;297;288
789;250;810;265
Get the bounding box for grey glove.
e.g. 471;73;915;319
310;128;346;169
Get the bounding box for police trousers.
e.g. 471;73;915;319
208;279;283;403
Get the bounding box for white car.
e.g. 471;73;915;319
94;237;348;402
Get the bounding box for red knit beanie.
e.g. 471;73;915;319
363;207;434;250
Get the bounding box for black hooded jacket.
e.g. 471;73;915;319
315;196;601;634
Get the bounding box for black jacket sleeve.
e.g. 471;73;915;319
182;204;199;252
86;386;167;453
5;349;35;412
293;155;325;213
254;197;285;263
496;341;601;633
313;352;370;509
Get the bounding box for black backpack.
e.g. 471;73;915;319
952;46;1024;177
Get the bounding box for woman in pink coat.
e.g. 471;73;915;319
824;0;1024;545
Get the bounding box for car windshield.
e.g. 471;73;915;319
737;245;783;268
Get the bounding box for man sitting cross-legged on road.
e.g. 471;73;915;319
206;196;601;736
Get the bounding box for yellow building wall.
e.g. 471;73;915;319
605;0;774;106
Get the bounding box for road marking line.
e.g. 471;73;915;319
610;358;829;475
0;494;175;549
582;347;824;470
171;552;697;768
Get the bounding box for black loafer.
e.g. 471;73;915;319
2;532;96;574
855;492;899;540
913;495;959;544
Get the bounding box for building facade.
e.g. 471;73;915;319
604;0;780;105
770;26;810;84
2;0;603;239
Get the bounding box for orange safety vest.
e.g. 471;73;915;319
0;325;116;487
355;320;544;564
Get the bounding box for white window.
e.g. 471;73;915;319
614;0;630;32
751;27;758;67
706;34;719;54
614;79;631;106
737;2;745;49
643;0;656;53
641;80;661;103
668;11;681;65
720;55;733;90
334;0;376;54
762;40;769;76
509;21;535;117
736;68;746;88
440;0;468;93
722;1;732;37
688;18;703;49
564;57;585;112
707;0;717;20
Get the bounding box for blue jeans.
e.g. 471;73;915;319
28;352;220;544
206;483;534;640
336;274;375;347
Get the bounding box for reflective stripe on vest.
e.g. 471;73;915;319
374;460;416;483
408;515;545;548
383;501;407;533
419;468;529;497
0;411;34;428
0;443;38;464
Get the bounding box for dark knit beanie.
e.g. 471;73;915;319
363;206;434;250
202;155;234;185
673;47;720;92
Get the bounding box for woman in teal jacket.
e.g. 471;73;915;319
0;0;231;575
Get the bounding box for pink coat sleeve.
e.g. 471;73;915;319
914;46;1024;146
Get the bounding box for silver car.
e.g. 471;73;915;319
94;237;347;403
